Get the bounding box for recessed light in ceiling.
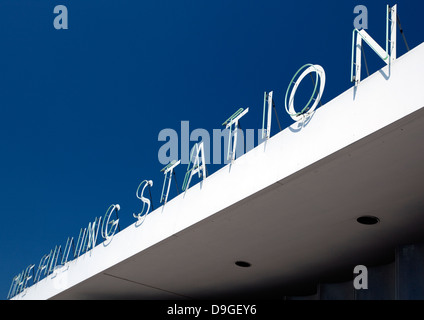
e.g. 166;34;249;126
357;216;380;225
235;261;251;268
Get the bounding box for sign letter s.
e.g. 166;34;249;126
133;180;153;225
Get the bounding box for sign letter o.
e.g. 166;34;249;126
285;64;326;122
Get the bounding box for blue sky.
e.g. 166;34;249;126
1;0;423;299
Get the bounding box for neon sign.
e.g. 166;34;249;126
10;3;403;299
8;202;127;298
8;61;326;298
9;56;325;296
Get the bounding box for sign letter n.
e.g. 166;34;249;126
54;5;68;30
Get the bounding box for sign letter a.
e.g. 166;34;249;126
54;5;68;30
182;142;207;192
